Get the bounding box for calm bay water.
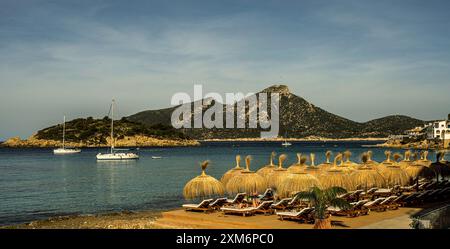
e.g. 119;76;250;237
0;141;437;225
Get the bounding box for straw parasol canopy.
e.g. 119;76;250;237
380;153;410;187
318;153;355;191
183;161;225;200
277;168;321;198
266;154;290;190
351;153;386;190
304;153;321;176
256;151;277;179
316;150;333;170
342;150;359;168
398;150;413;169
220;155;244;186
416;150;432;167
404;152;436;182
367;151;379;164
225;156;267;195
377;150;393;172
429;151;450;180
288;153;309;173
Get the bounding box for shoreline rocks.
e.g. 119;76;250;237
2;135;200;148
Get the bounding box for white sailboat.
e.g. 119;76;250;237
54;116;81;154
96;99;139;160
281;132;292;147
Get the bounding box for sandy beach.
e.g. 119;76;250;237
4;201;447;229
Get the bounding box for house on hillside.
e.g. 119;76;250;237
426;114;450;148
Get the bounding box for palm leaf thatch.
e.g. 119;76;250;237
318;153;355;191
405;152;436;181
316;150;333;170
183;161;225;200
398;150;413;169
367;151;379;164
351;153;386;190
225;156;267;195
220;155;243;186
256;151;277;179
296;187;350;220
266;154;289;190
287;153;305;173
288;154;308;173
304;153;321;176
416;150;432;167
342;150;359;168
277;169;321;198
380;153;410;187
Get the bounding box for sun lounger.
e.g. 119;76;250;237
225;193;247;205
416;190;434;203
363;197;385;212
360;188;379;199
400;185;417;193
348;190;364;202
220;206;256;217
254;201;275;215
402;192;421;206
209;198;228;210
392;194;408;207
379;196;399;210
276;208;315;223
328;200;369;217
220;201;274;216
182;199;214;212
270;198;293;210
258;188;274;201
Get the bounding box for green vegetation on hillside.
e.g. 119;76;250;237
36;117;189;144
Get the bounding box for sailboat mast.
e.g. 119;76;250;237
111;99;114;154
62;115;66;149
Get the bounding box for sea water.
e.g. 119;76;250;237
0;141;438;225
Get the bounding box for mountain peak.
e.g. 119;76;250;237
261;84;290;96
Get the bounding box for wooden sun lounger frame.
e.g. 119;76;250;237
182;199;214;212
277;208;315;223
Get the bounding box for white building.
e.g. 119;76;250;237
427;120;450;140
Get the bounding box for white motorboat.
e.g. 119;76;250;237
96;99;139;160
54;116;81;155
281;141;292;147
151;156;162;159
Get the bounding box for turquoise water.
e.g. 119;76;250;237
0;141;438;225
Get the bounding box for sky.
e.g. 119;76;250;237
1;0;450;140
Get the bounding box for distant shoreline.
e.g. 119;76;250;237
200;137;388;142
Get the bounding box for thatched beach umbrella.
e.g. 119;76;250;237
351;153;386;190
304;153;321;176
278;168;321;198
342;150;359;168
380;153;409;187
318;153;355;191
317;150;333;170
398;150;413;170
377;150;393;172
267;154;290;190
256;151;277;180
183;161;225;200
367;151;379;164
226;156;267;195
220;155;243;186
288;153;308;173
416;150;432;167
405;152;436;182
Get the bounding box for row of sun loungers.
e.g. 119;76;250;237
182;184;450;221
